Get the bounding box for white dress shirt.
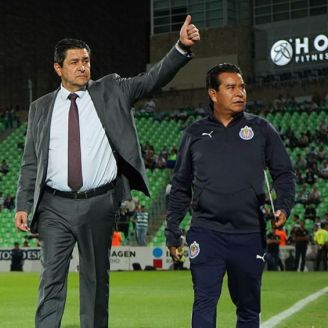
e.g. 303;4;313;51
46;85;117;191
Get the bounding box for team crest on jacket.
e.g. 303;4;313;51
189;241;200;259
239;125;254;140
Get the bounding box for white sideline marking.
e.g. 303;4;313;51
261;286;328;328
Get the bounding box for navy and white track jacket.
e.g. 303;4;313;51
166;110;296;247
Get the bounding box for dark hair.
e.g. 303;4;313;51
54;38;91;66
206;63;242;91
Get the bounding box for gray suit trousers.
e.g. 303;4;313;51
35;188;117;328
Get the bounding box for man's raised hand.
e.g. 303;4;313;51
179;15;200;48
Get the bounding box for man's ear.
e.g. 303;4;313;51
208;89;217;102
54;63;62;77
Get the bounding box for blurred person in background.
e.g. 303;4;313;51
3;194;15;210
266;228;281;271
314;222;328;271
134;205;149;246
292;220;310;271
118;199;136;240
111;230;123;247
10;242;24;271
0;159;9;175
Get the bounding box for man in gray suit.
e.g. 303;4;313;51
14;15;200;328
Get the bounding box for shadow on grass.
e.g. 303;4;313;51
62;326;79;328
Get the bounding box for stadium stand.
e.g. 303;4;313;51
0;101;327;248
0;123;38;247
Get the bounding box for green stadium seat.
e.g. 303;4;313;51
1;112;327;247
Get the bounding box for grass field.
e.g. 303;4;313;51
0;271;327;327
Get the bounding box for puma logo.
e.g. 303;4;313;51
256;254;266;262
202;131;213;138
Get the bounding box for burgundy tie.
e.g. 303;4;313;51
67;93;83;191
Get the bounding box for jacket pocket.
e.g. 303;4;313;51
194;186;260;226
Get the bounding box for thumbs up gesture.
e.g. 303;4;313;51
179;15;200;48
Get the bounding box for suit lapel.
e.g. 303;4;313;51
88;80;105;120
88;80;117;147
39;90;58;179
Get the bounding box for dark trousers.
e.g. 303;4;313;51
266;253;279;271
294;245;307;271
186;227;265;328
315;246;328;271
35;188;117;328
266;253;284;271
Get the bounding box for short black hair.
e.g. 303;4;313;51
54;38;91;66
206;63;242;91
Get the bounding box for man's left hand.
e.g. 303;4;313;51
273;210;287;228
168;246;181;262
179;15;200;48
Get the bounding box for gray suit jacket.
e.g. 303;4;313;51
16;46;191;232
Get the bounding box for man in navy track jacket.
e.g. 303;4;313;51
166;63;295;328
